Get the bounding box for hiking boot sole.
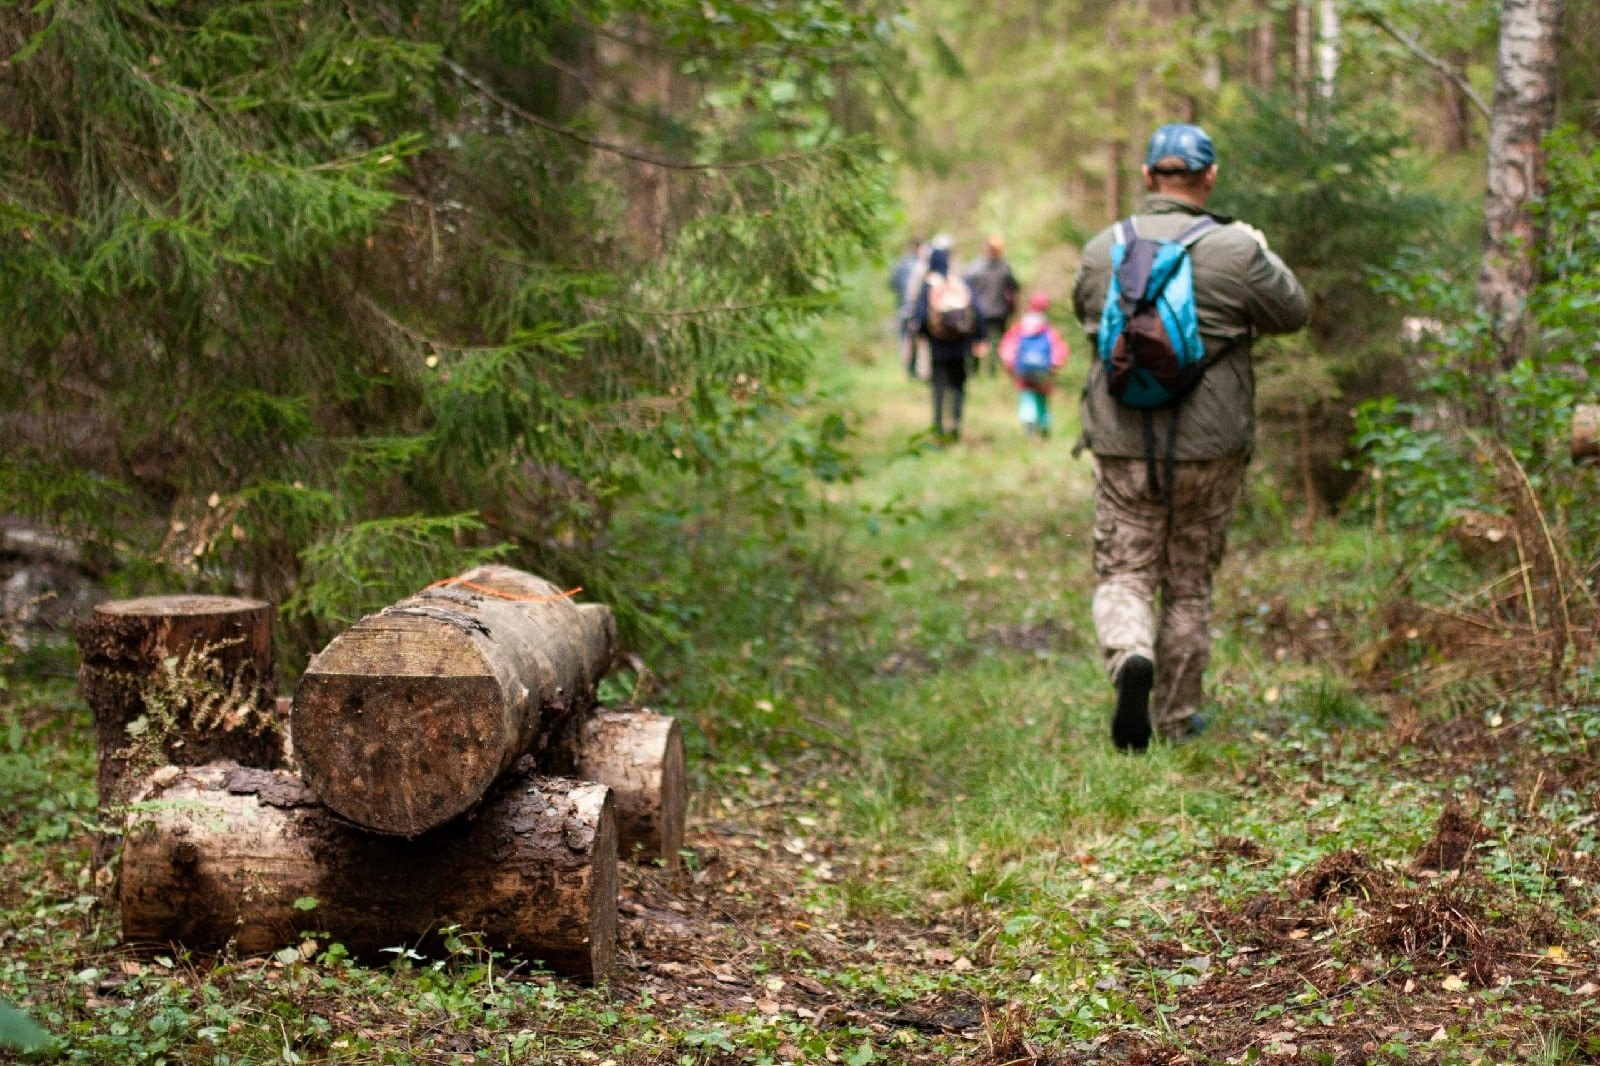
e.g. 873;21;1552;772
1113;655;1154;752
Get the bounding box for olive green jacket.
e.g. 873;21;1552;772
1071;195;1309;460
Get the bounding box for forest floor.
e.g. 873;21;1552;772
3;321;1599;1064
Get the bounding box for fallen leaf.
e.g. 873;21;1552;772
1442;975;1468;992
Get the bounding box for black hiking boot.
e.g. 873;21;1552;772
1112;655;1154;752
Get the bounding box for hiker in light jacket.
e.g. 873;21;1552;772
890;237;923;376
1071;122;1308;751
913;239;985;442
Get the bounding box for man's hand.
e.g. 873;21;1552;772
1233;222;1269;251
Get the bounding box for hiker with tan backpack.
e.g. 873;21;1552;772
911;236;984;443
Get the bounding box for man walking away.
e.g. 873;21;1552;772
914;238;984;442
1071;123;1309;751
966;235;1020;376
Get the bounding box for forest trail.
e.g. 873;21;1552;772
4;310;1596;1064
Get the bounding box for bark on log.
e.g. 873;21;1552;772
75;595;281;809
569;709;686;868
1573;404;1599;464
119;762;617;981
291;566;617;837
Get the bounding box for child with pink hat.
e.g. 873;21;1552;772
998;292;1070;436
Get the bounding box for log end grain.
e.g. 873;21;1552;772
75;594;280;811
293;616;509;837
575;709;685;869
1573;404;1599;464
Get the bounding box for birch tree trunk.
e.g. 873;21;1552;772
1477;0;1564;368
1316;0;1341;104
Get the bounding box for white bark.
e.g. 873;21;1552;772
1477;0;1563;367
1316;0;1341;103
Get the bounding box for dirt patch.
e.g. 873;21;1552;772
1208;836;1270;865
980;618;1079;656
1293;849;1391;903
1413;804;1486;873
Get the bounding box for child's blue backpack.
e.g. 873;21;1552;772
1013;331;1054;383
1095;216;1218;409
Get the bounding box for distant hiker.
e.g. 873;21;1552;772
1071;122;1308;751
965;235;1020;376
998;292;1068;437
890;237;922;372
899;238;932;379
913;236;984;442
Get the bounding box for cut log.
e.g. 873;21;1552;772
75;595;281;809
291;566;617;837
118;762;617;981
570;709;686;868
1574;404;1599;464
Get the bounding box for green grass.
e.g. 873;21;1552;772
3;279;1598;1063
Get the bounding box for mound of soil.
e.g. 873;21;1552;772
1413;804;1486;873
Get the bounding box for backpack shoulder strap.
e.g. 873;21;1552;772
1114;219;1138;246
1176;215;1220;248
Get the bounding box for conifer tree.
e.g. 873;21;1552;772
0;2;895;647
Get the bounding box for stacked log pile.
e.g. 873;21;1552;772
76;566;687;981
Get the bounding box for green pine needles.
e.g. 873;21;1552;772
0;1;895;654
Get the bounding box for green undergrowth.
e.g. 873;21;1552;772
3;277;1598;1062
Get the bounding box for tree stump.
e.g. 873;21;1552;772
74;595;281;810
119;762;617;981
570;709;686;868
291;566;617;837
1574;404;1599;464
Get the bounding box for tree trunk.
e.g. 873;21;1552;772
1294;1;1313;122
1442;49;1476;152
565;708;686;868
118;762;617;981
1477;0;1564;368
292;566;617;837
74;595;282;811
1573;404;1600;463
1254;2;1278;92
1316;0;1341;104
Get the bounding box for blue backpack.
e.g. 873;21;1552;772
1096;216;1218;409
1013;331;1054;381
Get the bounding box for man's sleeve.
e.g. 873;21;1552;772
1241;247;1310;336
1072;229;1113;332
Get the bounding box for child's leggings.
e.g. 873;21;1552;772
1018;389;1049;432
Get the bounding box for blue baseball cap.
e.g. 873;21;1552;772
1145;123;1215;172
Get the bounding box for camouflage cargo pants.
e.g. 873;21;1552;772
1091;454;1247;733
